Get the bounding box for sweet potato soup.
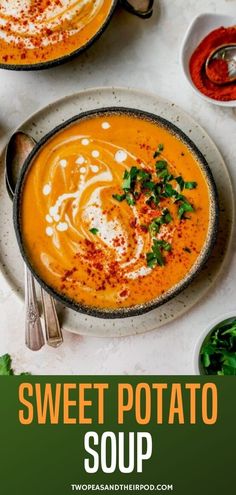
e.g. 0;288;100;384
20;112;211;311
0;0;113;66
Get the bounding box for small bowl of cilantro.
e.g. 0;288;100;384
198;315;236;375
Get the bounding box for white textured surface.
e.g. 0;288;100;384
0;0;235;375
0;87;233;335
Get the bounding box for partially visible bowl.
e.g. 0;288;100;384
0;0;154;71
13;107;219;319
180;13;236;107
194;312;236;375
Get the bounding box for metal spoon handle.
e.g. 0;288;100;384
41;289;63;348
120;0;154;18
25;265;45;351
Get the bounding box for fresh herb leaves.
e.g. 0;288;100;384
125;193;136;206
112;167;141;206
112;193;126;202
149;209;172;235
0;353;30;376
122;167;139;191
156;160;168;171
146;239;172;268
0;353;13;375
175;177;197;190
155;160;174;182
153;143;164;158
178;199;194;219
112;142;198;269
89;228;99;235
200;319;236;375
137;170;152;182
185;181;197;190
175;176;185;190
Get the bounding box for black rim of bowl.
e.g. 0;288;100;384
13;107;219;319
0;0;118;71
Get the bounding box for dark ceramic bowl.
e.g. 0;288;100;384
0;0;154;71
13;107;219;318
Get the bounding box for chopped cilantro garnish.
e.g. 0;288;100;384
146;247;164;267
112;193;126;202
0;353;13;375
90;228;99;235
146;195;159;208
200;318;236;375
149;218;161;235
137;170;152;182
185;181;197;189
149;209;172;235
122;167;138;191
122;170;131;190
154;239;172;251
155;162;173;182
162;208;173;223
144;181;156;191
175;176;185;190
146;239;171;268
113;192;136;206
158;169;170;180
178;200;194;219
156;160;168;171
0;353;30;376
163;183;176;198
125;193;136;206
153;143;164;158
176;177;197;190
111;142;198;268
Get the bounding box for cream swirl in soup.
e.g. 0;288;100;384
0;0;104;48
21;113;210;310
0;0;113;65
39;133;156;283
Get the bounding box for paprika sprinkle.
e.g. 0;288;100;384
0;0;113;67
189;26;236;101
20;112;211;312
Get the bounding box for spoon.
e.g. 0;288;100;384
5;131;63;350
120;0;154;18
206;43;236;85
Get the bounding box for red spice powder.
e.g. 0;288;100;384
120;289;128;298
207;58;229;84
189;26;236;101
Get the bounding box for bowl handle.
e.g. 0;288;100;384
120;0;154;19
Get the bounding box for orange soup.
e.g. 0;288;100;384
20;112;212;312
0;0;113;66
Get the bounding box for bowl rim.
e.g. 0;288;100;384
13;106;219;319
194;312;236;375
180;12;236;107
0;0;118;71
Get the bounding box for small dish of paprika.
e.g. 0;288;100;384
180;13;236;107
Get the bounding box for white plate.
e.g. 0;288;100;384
180;13;236;107
0;87;234;336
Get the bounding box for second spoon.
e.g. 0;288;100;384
6;131;63;349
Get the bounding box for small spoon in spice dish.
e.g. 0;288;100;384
5;131;63;350
206;43;236;85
